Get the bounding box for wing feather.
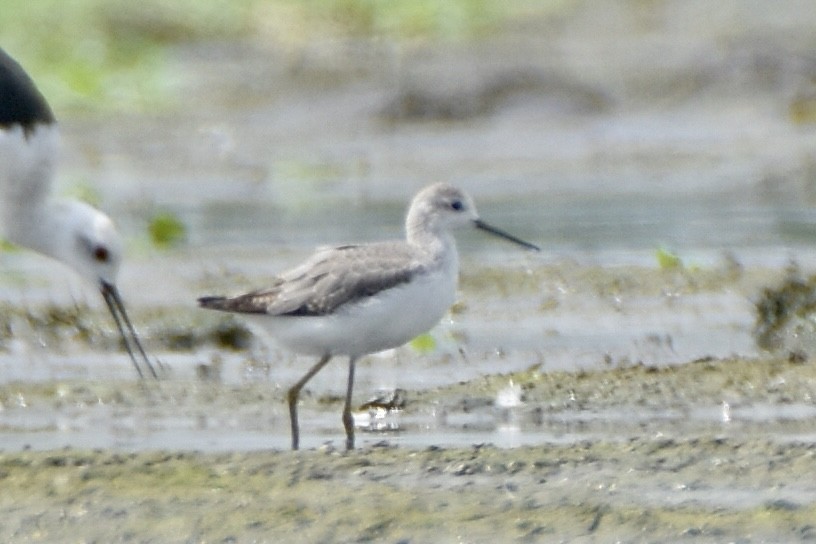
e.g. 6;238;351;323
0;48;59;226
198;242;423;317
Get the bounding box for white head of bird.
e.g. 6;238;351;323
405;183;478;242
405;183;539;252
0;47;157;378
43;198;124;289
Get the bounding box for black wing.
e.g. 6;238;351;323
0;48;55;134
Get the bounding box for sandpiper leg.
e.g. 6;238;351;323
342;356;358;450
287;354;332;450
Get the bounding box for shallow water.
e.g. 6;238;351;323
0;259;808;453
3;0;816;455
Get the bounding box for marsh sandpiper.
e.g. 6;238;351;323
199;182;539;449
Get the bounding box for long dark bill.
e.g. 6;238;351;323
101;281;159;379
474;219;540;251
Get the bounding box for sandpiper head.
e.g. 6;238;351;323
406;183;479;235
407;183;539;251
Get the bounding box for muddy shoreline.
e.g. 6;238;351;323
4;439;816;543
3;257;815;541
2;351;816;542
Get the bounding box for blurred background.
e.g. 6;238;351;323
4;0;816;448
3;0;816;264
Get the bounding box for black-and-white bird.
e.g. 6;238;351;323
0;47;157;378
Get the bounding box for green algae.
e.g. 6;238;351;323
148;211;187;249
754;271;816;352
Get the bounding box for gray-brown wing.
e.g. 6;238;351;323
198;242;422;317
198;278;286;314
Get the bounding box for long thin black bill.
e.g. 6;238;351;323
101;281;159;379
474;219;540;251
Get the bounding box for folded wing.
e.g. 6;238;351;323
199;242;423;316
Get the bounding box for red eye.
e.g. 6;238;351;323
94;246;109;262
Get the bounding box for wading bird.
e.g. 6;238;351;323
0;48;157;378
199;183;538;449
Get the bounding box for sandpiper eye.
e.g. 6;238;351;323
93;246;109;262
450;200;464;211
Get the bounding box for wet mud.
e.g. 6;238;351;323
2;257;816;541
3;353;816;543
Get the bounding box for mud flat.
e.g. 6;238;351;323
1;351;816;543
2;261;816;541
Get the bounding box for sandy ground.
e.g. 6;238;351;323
1;439;815;543
3;353;816;543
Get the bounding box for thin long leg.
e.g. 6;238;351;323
342;356;358;451
287;353;332;450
